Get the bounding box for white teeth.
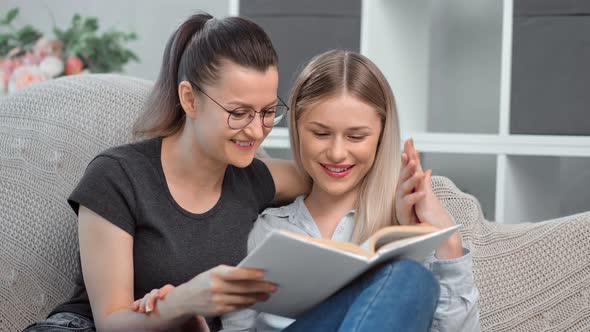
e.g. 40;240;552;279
323;165;351;173
234;140;254;147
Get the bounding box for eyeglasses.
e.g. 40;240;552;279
188;81;289;130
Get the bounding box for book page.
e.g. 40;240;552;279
369;225;460;266
283;231;372;258
365;225;438;253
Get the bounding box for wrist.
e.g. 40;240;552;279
418;204;453;230
161;283;195;319
433;207;454;228
435;232;463;260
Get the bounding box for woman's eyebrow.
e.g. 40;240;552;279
226;98;279;109
347;126;372;131
308;122;373;132
309;121;330;129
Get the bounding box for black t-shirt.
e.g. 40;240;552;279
50;137;275;330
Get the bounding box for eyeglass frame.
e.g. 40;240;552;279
186;80;289;130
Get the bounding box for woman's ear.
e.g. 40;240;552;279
178;81;197;119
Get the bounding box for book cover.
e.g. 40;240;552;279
238;225;460;317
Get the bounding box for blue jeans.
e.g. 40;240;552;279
23;312;95;332
284;259;440;332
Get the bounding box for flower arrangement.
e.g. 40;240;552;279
0;8;138;94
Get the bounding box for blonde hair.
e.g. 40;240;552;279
289;50;401;244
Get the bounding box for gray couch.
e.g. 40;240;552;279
1;74;589;332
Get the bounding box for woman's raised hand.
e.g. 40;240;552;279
401;139;453;229
397;139;463;259
396;139;454;229
395;139;427;226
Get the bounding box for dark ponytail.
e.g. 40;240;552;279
133;13;278;138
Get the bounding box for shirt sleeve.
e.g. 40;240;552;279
68;155;137;236
220;309;257;332
424;248;481;332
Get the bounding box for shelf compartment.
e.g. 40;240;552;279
499;155;590;223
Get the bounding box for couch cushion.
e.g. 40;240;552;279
432;175;590;331
0;74;152;330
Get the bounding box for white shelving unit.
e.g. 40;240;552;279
358;0;590;223
262;0;590;223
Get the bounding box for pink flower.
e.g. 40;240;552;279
7;47;25;58
2;58;20;87
65;56;84;75
0;59;5;93
34;38;64;59
8;65;47;93
33;38;51;59
39;56;64;78
22;51;40;66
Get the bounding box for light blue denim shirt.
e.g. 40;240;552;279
221;196;481;332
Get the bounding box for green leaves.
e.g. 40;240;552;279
54;14;98;57
53;14;139;73
1;7;139;74
0;7;43;56
80;30;139;73
15;25;42;47
1;8;19;25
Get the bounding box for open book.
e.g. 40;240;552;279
238;224;459;318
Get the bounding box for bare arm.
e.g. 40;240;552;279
79;206;277;331
78;205;194;331
262;159;310;204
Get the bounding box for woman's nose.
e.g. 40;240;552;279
326;137;347;162
243;114;265;139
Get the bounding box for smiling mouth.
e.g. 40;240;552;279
232;139;255;147
319;163;355;178
231;139;256;151
321;165;353;172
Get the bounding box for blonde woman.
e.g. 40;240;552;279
139;50;480;331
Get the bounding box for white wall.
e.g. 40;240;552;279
1;0;231;80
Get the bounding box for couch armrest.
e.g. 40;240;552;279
431;175;590;331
